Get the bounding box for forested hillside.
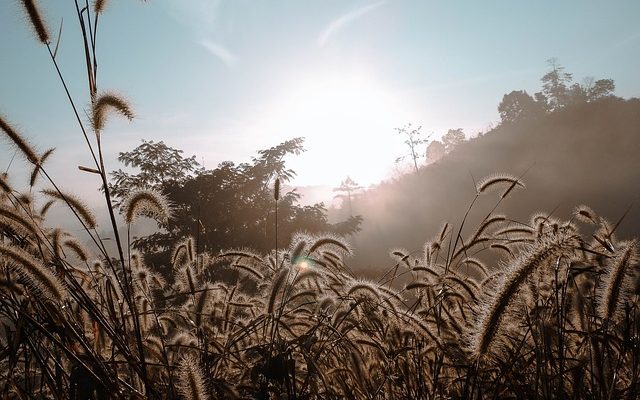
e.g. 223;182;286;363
349;97;640;269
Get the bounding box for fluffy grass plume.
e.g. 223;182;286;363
177;356;209;400
41;188;97;229
0;242;66;301
91;92;134;132
0;173;12;194
574;204;598;224
477;173;525;197
0;204;39;236
29;147;55;187
0;115;39;164
274;177;281;201
267;267;289;314
19;0;50;44
63;237;90;262
470;232;579;359
122;189;171;224
172;237;195;268
39;199;55;218
597;240;638;324
94;0;108;14
308;235;351;254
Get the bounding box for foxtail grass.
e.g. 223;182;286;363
19;0;50;44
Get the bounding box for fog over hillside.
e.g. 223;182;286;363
341;97;640;270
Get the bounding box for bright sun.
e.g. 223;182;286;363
255;71;416;188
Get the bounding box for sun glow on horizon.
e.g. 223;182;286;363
252;70;419;188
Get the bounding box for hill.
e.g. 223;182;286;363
347;97;640;269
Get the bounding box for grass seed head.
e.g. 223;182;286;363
0;115;39;164
0;242;66;302
123;189;171;224
597;240;638;324
92;92;134;132
19;0;50;44
41;188;97;229
470;232;579;359
177;355;209;400
477;173;525;195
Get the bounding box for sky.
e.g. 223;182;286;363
1;0;640;202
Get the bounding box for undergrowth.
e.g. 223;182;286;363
1;1;638;399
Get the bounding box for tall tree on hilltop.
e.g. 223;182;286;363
333;176;363;217
540;58;574;111
395;123;430;172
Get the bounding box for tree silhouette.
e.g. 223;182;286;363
425;140;445;163
111;138;361;267
333;176;363;216
395;124;430;172
109;140;200;206
442;128;465;153
540;58;574;111
498;90;544;124
498;60;616;122
568;77;616;104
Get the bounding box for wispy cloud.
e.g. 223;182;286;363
164;0;222;37
614;31;640;49
201;39;238;68
164;2;237;67
318;1;386;48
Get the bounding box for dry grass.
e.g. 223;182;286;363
1;2;638;399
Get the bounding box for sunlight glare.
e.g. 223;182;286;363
254;70;417;187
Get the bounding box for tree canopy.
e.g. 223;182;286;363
498;90;544;124
498;59;616;125
109;140;200;205
442;128;465;152
110;138;362;265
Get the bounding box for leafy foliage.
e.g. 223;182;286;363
395;123;430;172
498;90;545;123
111;138;362;260
333;176;363;216
442;128;466;152
425;139;445;163
499;59;616;124
109;139;201;204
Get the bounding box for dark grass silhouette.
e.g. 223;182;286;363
1;1;639;398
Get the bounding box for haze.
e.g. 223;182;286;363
2;1;639;191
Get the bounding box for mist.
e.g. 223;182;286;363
337;96;640;271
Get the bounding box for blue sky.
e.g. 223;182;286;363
1;0;639;197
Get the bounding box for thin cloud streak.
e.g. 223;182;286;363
614;31;640;49
200;39;238;67
317;1;386;48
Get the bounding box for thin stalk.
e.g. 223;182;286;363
96;133;153;397
45;44;100;169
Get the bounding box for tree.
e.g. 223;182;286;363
541;58;574;111
111;138;362;262
498;90;544;124
395;124;429;172
425;140;445;163
109;140;200;205
585;78;616;101
442;128;465;153
333;176;363;216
